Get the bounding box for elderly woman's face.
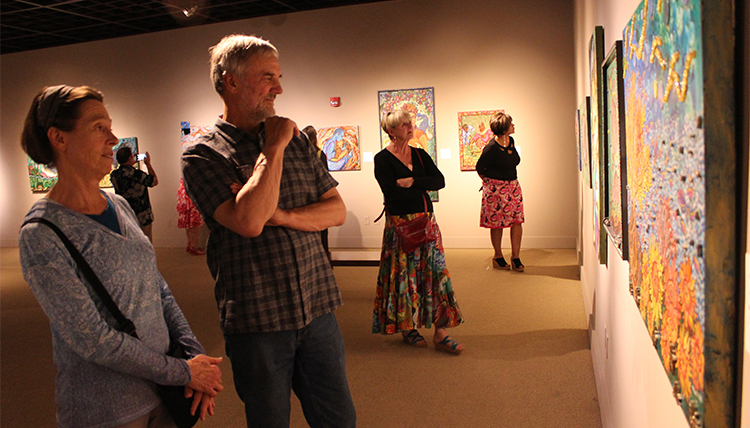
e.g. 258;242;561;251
59;99;118;179
389;120;414;142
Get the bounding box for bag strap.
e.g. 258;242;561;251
22;217;139;339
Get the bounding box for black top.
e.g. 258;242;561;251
476;136;520;181
374;146;444;215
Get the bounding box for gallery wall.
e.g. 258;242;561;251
577;0;749;427
0;0;577;249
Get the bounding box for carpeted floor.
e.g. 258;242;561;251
1;247;601;427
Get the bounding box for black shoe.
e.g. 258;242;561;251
511;258;524;272
492;258;510;270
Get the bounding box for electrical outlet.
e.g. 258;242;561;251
364;216;371;225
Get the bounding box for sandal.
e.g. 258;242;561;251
402;330;428;348
435;336;463;355
492;257;510;270
511;258;524;272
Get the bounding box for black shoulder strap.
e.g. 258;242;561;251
22;217;139;339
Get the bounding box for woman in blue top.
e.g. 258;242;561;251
18;85;224;428
476;111;525;272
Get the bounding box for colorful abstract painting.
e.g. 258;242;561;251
623;0;705;423
316;126;361;171
590;26;607;265
457;110;502;171
378;87;437;201
603;40;629;260
27;157;58;193
180;122;213;148
580;97;592;188
98;137;139;188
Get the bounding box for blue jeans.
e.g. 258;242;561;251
225;312;356;428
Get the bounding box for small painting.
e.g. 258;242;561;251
316;126;361;171
457;110;502;171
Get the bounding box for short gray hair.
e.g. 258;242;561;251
209;34;278;95
380;109;411;137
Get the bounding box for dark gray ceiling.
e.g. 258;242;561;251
1;0;393;55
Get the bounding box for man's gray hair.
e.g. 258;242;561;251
209;34;278;95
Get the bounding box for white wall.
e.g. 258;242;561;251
0;0;577;249
577;0;748;427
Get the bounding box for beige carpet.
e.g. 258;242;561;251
1;247;601;427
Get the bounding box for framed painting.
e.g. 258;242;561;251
589;25;607;265
317;126;361;171
623;0;737;425
98;137;139;188
378;87;437;200
27;157;57;193
602;40;628;260
579;97;592;188
457;110;502;171
181;122;213;148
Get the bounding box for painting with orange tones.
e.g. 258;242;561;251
623;0;705;423
316;126;361;171
378;87;437;200
457;110;502;171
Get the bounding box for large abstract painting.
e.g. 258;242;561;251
590;26;607;265
457;110;502;171
579;97;592;188
317;126;361;171
603;40;629;260
378;87;437;200
623;0;737;426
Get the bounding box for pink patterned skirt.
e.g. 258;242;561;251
176;179;204;229
480;178;524;228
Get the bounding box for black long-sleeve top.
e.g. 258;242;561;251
374;146;445;215
476;137;520;181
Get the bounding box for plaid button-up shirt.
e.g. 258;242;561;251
181;118;341;334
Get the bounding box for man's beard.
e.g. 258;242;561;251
250;97;275;122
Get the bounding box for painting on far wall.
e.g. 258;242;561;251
457;110;502;171
316;126;361;171
99;137;139;188
603;40;628;261
579;97;592;188
622;0;739;425
378;87;437;201
29;137;138;192
27;157;58;193
589;25;607;266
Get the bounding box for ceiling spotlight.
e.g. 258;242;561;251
183;5;198;17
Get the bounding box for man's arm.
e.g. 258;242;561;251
143;152;159;187
211;116;296;237
265;187;346;232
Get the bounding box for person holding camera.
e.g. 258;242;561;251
111;147;159;242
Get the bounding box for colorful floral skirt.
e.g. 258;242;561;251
372;212;463;335
480;178;525;229
176;179;204;229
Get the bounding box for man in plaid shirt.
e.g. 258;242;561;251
181;34;356;428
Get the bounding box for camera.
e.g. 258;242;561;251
136;153;147;161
